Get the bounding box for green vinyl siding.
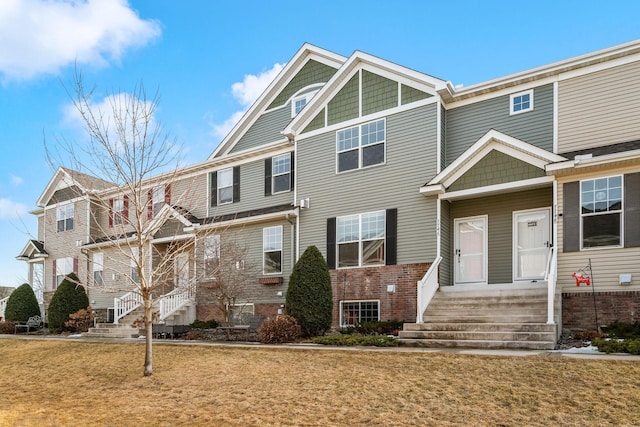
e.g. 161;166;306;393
448;150;545;192
269;60;338;109
449;187;552;284
445;84;554;166
327;73;360;126
231;106;291;153
303;108;325;133
402;84;432;105
440;200;452;286
362;70;398;116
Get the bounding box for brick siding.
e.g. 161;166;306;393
562;290;640;331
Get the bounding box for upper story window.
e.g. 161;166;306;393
152;186;165;214
581;175;623;248
510;89;534;115
56;203;74;232
130;247;140;283
263;226;282;274
204;235;220;279
110;196;128;226
337;211;385;268
217;168;233;205
272;154;291;193
210;167;240;207
291;90;319;117
336;119;385;173
93;252;104;286
54;257;75;289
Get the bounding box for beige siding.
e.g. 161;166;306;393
557;164;640;292
558;60;640;153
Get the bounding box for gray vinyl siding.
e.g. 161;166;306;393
171;173;208;220
230;107;291;154
449;188;552;284
207;155;294;218
440;104;446;172
440;199;451;286
445;84;554;166
297;104;439;266
558;60;640;153
87;246;135;310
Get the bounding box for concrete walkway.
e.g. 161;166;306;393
3;333;640;360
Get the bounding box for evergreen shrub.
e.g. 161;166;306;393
48;273;89;333
4;283;40;323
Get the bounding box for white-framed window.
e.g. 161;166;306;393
55;257;74;289
340;300;380;327
112;197;125;226
581;175;623;248
263;226;282;274
290;90;319;117
217;168;233;205
272;154;291;194
93;252;104;286
337;211;385;268
204;235;220;279
56;203;74;232
130;247;140;283
152;186;165;215
336;119;385;173
510;89;534;115
227;303;254;325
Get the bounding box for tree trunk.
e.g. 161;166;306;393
143;295;153;376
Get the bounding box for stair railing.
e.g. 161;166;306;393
544;246;558;325
159;279;196;321
416;256;442;323
114;291;143;324
0;296;8;320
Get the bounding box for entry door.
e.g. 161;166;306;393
513;208;551;281
175;253;190;287
454;215;487;284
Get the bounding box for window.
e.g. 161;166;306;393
152;186;165;214
581;176;622;248
227;303;254;325
272;154;291;193
510;89;534;115
210;167;240;207
290;90;319;117
337;211;385;268
336;119;385;172
93;253;104;286
263;226;282;274
110;196;128;226
217;168;233;205
340;300;380;327
56;203;74;232
55;257;74;289
204;235;220;279
147;185;170;218
131;247;140;283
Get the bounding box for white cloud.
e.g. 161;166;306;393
210;63;285;141
0;0;161;81
0;198;27;219
10;175;23;186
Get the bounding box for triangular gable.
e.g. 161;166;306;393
421;129;566;196
284;50;448;138
16;240;48;261
208;44;346;159
36;167;114;207
144;204;198;238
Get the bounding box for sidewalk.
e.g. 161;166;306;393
3;333;640;360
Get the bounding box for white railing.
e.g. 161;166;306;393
159;280;196;321
416;256;442;323
114;291;143;324
0;296;9;320
544;246;558;325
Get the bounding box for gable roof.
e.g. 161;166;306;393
16;240;48;261
208;44;346;159
36;167;115;208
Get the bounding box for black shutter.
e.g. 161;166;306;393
327;217;336;269
625;172;640;247
563;181;580;252
210;172;217;207
290;152;295;191
264;158;272;196
386;208;397;265
233;166;240;203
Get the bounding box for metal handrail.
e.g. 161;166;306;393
416;256;442;323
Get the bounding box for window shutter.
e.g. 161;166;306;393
73;257;78;274
624;172;640;247
52;259;57;290
165;184;171;206
290;152;295;191
386;208;398;265
233;166;240;203
563;181;580;252
108;198;114;227
147;189;153;219
123;195;129;224
327;217;336;269
210;172;217;207
264;158;272;196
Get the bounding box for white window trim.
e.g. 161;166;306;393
336;210;386;269
291;89;319;118
112;197;125;225
263;225;283;275
509;89;534;115
93;252;104;286
56;203;74;232
579;175;624;250
152;186;165;214
335;118;386;174
272;154;291;194
339;300;380;327
217;168;233;205
55;257;74;289
203;235;220;279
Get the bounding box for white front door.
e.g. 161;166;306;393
175;253;189;287
513;208;551;281
454;215;488;284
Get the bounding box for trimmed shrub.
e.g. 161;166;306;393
356;320;404;335
65;306;96;333
48;273;89;333
4;283;40;323
285;246;332;337
601;320;640;339
191;319;219;329
310;334;398;347
0;321;17;334
593;338;640;355
257;315;301;344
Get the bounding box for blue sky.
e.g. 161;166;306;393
0;0;639;287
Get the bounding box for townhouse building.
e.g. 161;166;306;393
13;40;640;348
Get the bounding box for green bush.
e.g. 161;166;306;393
285;246;332;337
593;338;640;355
310;334;398;347
601;320;640;339
191;319;219;329
4;283;40;323
356;320;404;335
47;273;89;334
257;315;301;344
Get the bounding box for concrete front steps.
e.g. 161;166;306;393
399;286;557;350
83;323;141;339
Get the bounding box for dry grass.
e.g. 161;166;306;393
0;339;639;426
